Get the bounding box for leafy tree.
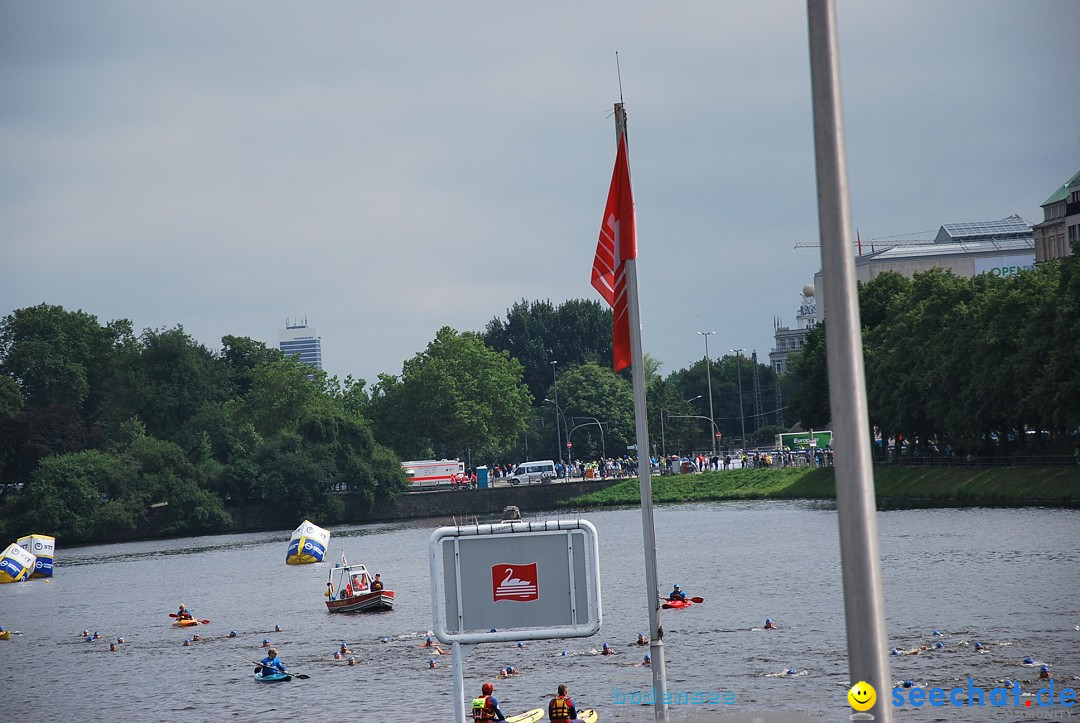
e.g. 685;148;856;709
0;304;134;419
0;405;107;487
554;361;634;460
224;355;331;438
0;375;23;419
380;327;532;461
220;335;284;396
482;298;613;403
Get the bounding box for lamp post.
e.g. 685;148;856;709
698;331;717;456
731;349;746;449
551;361;562;464
568;417;606;461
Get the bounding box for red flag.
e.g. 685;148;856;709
592;134;637;372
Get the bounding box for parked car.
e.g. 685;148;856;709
508;460;556;485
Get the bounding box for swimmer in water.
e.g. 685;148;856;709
636;632;648;646
262;638;271;648
638;654;652;667
763;618;776;630
339;642;352;655
228;630;238;638
1040;665;1052;680
601;643;614;655
347;656;357;666
428;658;439;669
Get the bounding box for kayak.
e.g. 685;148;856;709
662;599;693;609
172;619;200;627
506;709;595;723
253;671;292;683
0;630;10;641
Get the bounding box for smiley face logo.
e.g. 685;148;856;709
847;681;876;711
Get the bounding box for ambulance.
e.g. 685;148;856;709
401;459;467;491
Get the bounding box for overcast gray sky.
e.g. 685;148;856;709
3;1;1078;386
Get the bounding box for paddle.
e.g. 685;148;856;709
251;660;309;679
169;613;211;624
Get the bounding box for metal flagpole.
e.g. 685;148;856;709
614;102;668;720
806;2;892;719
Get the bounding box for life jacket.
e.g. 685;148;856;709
471;696;496;721
549;695;573;720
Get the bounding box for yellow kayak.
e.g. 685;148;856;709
0;630;10;641
506;709;596;723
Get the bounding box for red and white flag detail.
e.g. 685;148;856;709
591;133;638;373
492;563;539;602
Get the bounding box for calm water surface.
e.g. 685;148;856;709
0;501;1076;722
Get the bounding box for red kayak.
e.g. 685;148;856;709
662;599;693;609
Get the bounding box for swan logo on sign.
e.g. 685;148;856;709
492;563;538;602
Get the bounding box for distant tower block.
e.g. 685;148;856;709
278;317;323;370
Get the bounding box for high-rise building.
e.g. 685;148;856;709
278;318;323;370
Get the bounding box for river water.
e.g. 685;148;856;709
0;501;1076;722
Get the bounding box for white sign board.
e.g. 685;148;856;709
973;255;1035;278
429;519;601;645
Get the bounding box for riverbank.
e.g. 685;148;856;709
557;466;1080;508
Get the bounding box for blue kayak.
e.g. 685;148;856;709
254;671;292;683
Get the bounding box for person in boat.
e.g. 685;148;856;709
257;647;287;677
763;618;777;630
636;632;648;646
471;681;506;721
176;604;193;621
667;584;687;602
548;683;578;721
370;573;384;592
601;643;614;655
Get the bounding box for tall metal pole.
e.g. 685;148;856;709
698;331;716;456
551;360;562;465
614;103;668;719
731;349;746;449
807;1;891;718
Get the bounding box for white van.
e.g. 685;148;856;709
508;460;556;485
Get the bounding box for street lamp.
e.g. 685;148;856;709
550;361;562;464
568;416;606;461
730;349;746;449
544;398;569;464
698;331;717;456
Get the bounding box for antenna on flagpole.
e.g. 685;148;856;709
615;52;624;104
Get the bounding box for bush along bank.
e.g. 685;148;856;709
557;466;1080;509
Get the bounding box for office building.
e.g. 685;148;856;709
278;319;323;370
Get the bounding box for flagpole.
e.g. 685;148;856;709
614;102;669;720
806;2;892;719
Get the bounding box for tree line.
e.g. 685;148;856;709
787;245;1080;457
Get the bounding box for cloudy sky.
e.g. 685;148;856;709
3;1;1078;386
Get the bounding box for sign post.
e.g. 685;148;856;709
430;519;602;722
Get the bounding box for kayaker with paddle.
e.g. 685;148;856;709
548;683;578;721
470;681;506;721
176;604;193;621
256;647;287;678
667;584;687;602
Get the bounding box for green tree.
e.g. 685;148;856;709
554;361;634;460
0;304;134;419
482;298;613;403
380;327;532;460
0;375;24;419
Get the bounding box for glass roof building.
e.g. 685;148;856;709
813;215;1035;323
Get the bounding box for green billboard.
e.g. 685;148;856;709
775;430;833;451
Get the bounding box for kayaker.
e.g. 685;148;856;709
470;681;506;721
257;647;287;677
370;574;384;592
667;584;687;602
176;604;193;621
548;683;578;721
